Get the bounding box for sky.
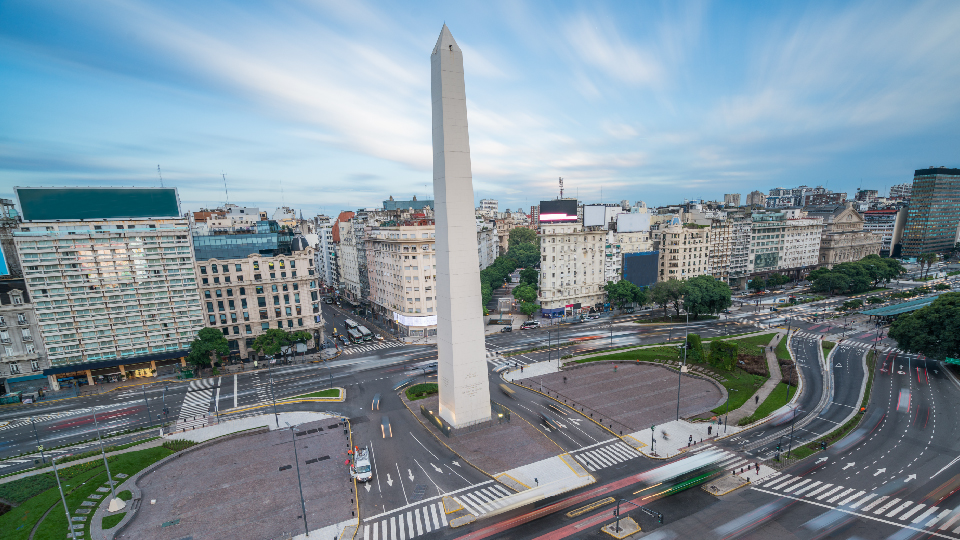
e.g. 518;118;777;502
2;0;959;217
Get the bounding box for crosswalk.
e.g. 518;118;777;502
754;472;960;532
362;500;448;540
454;483;514;515
176;378;214;430
341;341;403;356
571;441;643;472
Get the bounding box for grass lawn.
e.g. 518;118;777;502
738;382;797;425
292;388;340;399
822;340;835;357
774;338;791;362
117;490;132;501
101;512;125;530
711;369;768;415
574;345;682;364
0;446;174;540
726;333;777;354
405;383;438;401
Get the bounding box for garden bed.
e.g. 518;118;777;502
405;383;438;401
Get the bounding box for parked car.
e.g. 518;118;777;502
520;321;540;329
374;333;384;341
500;326;513;333
624;307;635;313
587;314;600;320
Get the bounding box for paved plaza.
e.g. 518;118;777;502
120;417;355;540
520;362;725;434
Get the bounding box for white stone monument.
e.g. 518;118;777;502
431;25;492;428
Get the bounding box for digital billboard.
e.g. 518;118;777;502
623;251;659;288
0;245;9;277
539;200;578;223
583;205;606;227
617;213;651;233
15;187;180;221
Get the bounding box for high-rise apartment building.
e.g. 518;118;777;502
537;222;607;316
192;221;321;361
13;187;204;387
901;167;960;257
745;191;767;207
746;209;823;277
476;221;499;270
366;222;437;337
477;199;498;217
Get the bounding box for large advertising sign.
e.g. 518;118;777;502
15;187;180;221
754;252;780;270
539;200;578;223
583;205;606;227
623;251;659;288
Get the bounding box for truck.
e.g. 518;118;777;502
351;446;373;482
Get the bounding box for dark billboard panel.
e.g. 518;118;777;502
623;251;659;288
539;200;578;223
15;187;180;221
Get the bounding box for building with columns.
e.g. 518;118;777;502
804;202;882;267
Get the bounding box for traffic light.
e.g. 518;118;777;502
776;443;781;452
658;513;663;524
820;441;827;451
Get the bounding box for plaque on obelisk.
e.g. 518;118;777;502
431;25;491;427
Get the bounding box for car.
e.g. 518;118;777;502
374;333;384;341
587;314;600;320
500;326;513;333
338;334;348;344
624;307;635;313
381;416;392;438
520;321;540;329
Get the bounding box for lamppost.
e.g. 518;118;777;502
675;311;689;421
51;456;78;540
786;407;803;458
724;388;738;433
141;384;153;428
267;357;279;427
286;422;309;537
92;409;120;505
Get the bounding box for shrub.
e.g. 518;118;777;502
405;383;439;401
708;339;738;371
686;333;705;363
161;439;197;452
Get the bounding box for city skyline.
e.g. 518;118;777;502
2;1;960;216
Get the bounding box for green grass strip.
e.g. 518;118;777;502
738;382;797;425
101;512;125;530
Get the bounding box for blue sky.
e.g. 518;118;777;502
2;1;959;216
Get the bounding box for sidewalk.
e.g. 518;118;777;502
165;411;336;443
627;419;742;459
725;332;785;425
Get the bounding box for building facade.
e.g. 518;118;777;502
803;192;847;206
746;209;823;278
13;187;204;387
723;194;741;207
901;167;960;257
889;183;912;200
863;207;908;257
477;222;499;270
0;279;52;392
337;219;362;304
745;190;767;207
537;222;606;316
366;222;438;337
653;217;711;281
805;203;882;267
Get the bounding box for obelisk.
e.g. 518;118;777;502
431;24;491;428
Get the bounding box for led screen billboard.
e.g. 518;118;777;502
539;200;578;223
15;187;180;221
623;251;659;288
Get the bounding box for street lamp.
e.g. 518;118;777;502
141;385;154;429
675;311;689;421
267;358;279;427
286;422;309;537
92;409;120;505
51;456;78;540
724;388;738;433
30;417;46;464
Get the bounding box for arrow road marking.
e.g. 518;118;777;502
408;469;414;481
874;468;886;477
817;457;828;463
431;463;443;473
386;473;393;487
364;484;371;492
451;461;461;467
843;463;855;470
836;363;842;367
905;474;917;482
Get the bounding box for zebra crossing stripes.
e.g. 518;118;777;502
754;472;960;530
455;483;514;515
571;441;642;471
341;341;403;356
177;378;215;429
362;500;447;540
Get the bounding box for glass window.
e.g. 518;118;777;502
282;284;288;292
217;301;224;311
294;293;300;303
273;296;280;305
268;262;275;270
261;322;269;330
271;285;278;293
296;305;302;315
291;271;296;278
202;278;208;285
231;313;237;323
209;315;215;324
204;290;211;299
239;287;246;295
277;321;283;329
274;307;281;317
243;311;249;321
259;309;268;320
286;319;293;328
224;276;231;283
258;297;266;307
226;288;233;297
285;307;292;316
241;298;247;309
211;264;218;273
253;261;260;270
245;324;252;334
293;283;299;291
222;328;229;336
284;294;289;304
270;272;276;279
233;325;240;335
279;260;285;269
200;266;207;274
216;289;222;297
228;300;235;310
297;318;303;326
255;286;263;294
290;260;296;269
236;264;242;272
219;314;227;324
254;274;262;280
213;277;220;284
206;302;214;312
281;272;287;278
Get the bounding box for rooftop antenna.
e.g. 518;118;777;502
157;165;164;187
559;177;564;199
222;172;229;205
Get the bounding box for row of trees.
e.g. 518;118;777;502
647;275;733;320
808;255;905;295
481;228;541;312
186;327;313;371
511;267;541;317
916;252;940;279
748;272;791;292
889;292;960;361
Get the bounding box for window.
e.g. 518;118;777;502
243;311;250;321
228;300;235;310
211;264;218;273
270;272;276;279
245;324;252;334
272;285;278;293
209;315;216;324
31;360;40;371
293;283;299;291
259;309;268;320
290;260;296;268
206;302;214;312
284;307;291;316
281;272;286;278
239;287;246;295
236;264;243;272
261;323;269;330
233;325;240;335
253;261;260;271
12;295;22;305
296;305;302;315
241;298;248;309
287;319;293;328
254;274;262;280
200;266;207;274
202;278;209;285
216;289;223;298
237;275;243;282
294;293;300;303
273;296;280;306
268;262;275;270
284;294;290;304
291;271;296;278
213;277;220;284
258;297;267;307
256;286;264;294
217;301;225;311
224;276;231;283
297;318;303;327
226;288;233;297
9;362;20;374
275;307;281;318
282;284;288;292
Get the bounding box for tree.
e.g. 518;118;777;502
650;279;685;318
683;275;732;319
518;301;540;318
187;328;230;371
289;330;313;358
888;293;960;360
767;273;790;287
935;282;952;291
252;328;292;358
507;242;540;268
604;280;646;310
919;252;938;279
512;284;538;304
748;278;766;293
519;268;539;288
507;227;538;250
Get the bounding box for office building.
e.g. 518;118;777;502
746;209;823;279
366;221;437;337
13;187;204;387
889;183;912;200
901;167;960;257
863;207;908;257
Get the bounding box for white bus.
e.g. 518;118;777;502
344;319;359;331
357;325;373;342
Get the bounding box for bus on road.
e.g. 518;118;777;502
357;326;373;342
344;319;359;331
347;329;363;344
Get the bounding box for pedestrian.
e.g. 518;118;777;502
520;365;524;373
755;395;760;405
708;425;712;435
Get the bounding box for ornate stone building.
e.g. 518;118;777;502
804;202;882;268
